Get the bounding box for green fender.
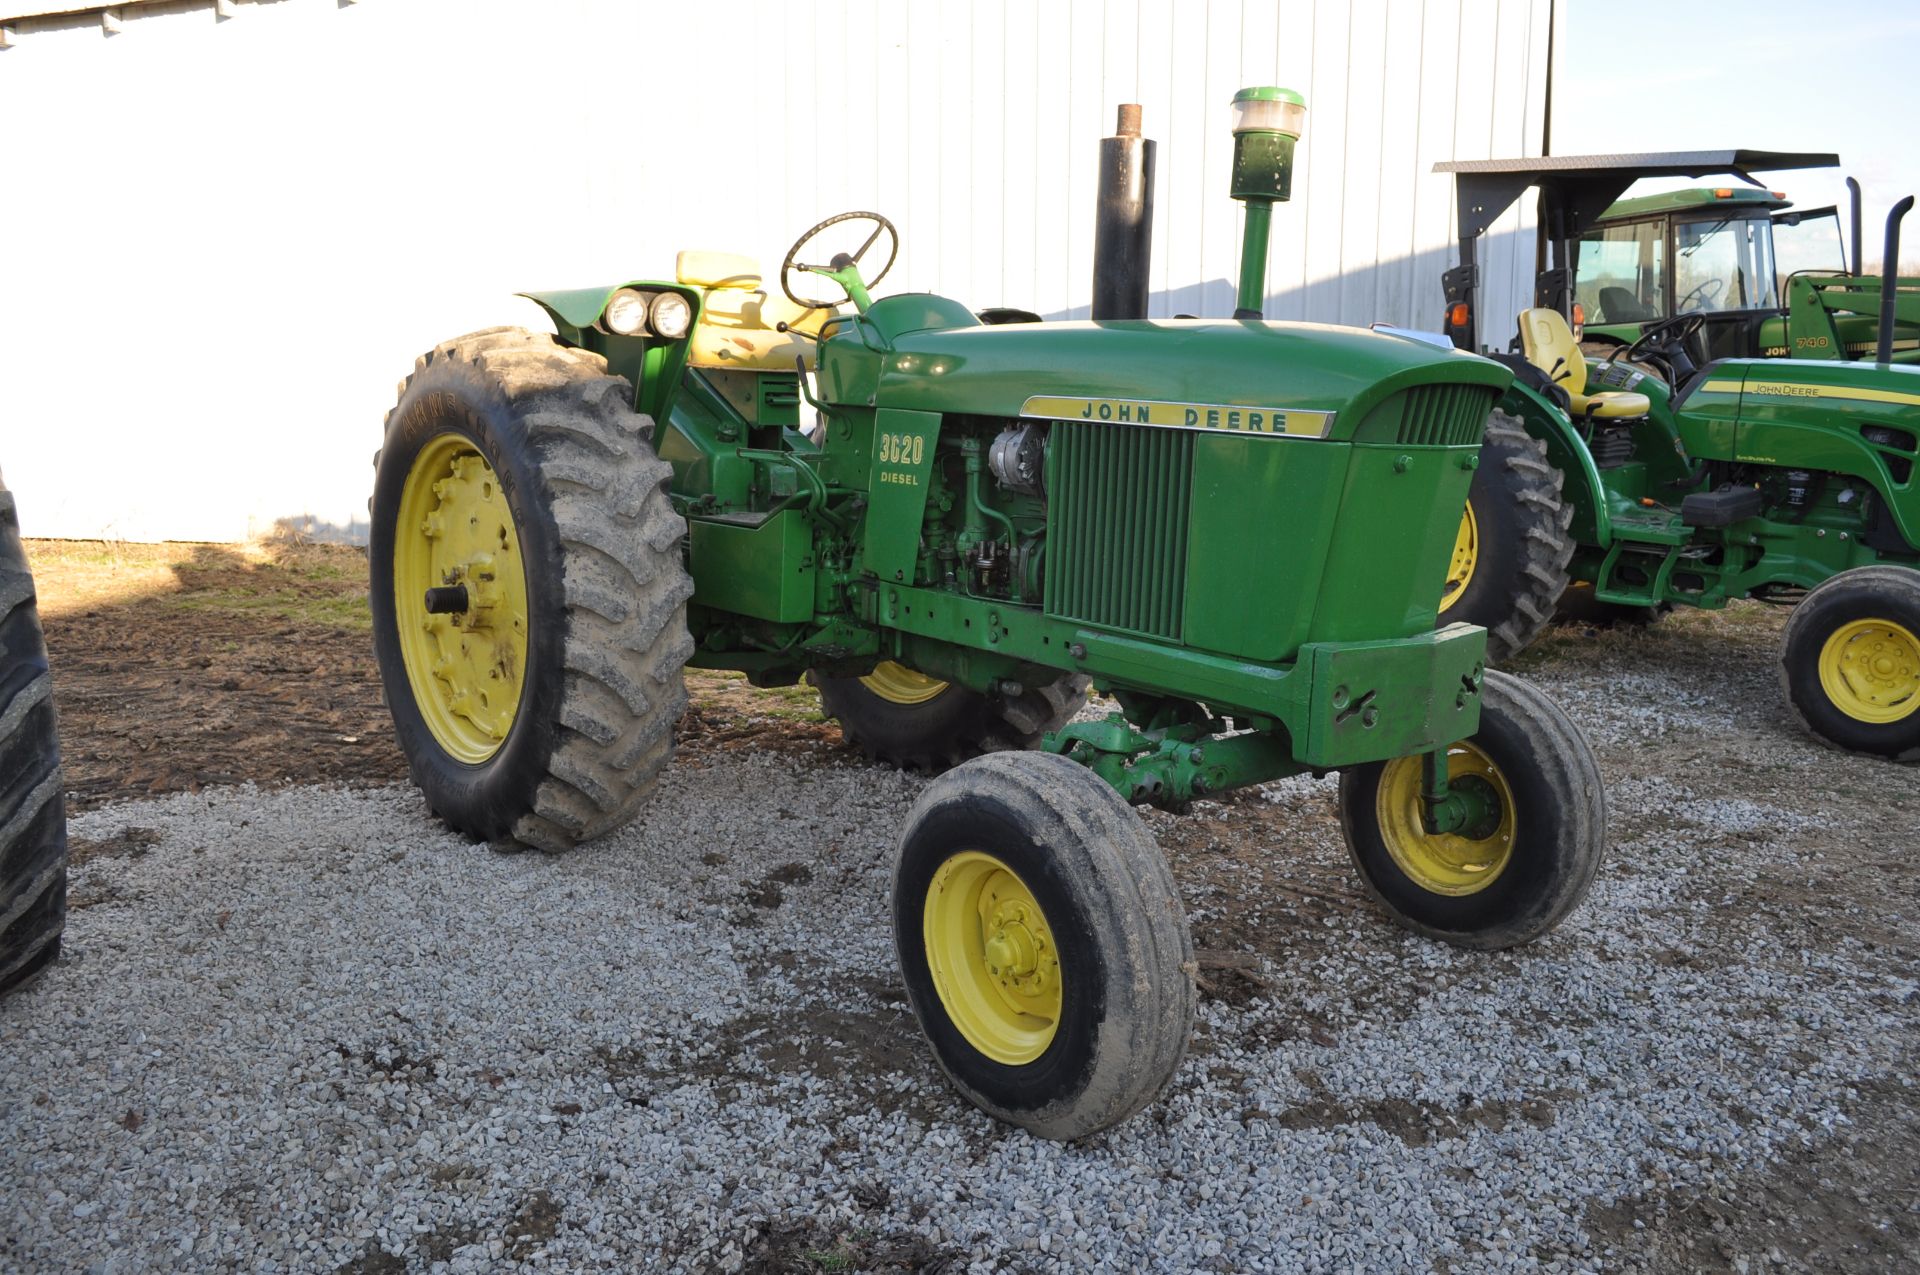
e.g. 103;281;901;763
516;281;703;427
1494;381;1615;548
516;281;699;344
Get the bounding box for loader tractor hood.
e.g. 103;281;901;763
818;301;1513;436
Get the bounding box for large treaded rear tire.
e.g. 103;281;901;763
370;328;695;851
0;475;67;995
1446;411;1575;664
814;669;1091;771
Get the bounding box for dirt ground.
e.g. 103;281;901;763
26;541;831;822
22;539;1920;1271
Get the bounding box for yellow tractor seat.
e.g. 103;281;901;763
1518;307;1651;418
674;252;837;371
676;250;763;290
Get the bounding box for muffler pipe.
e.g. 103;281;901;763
1878;195;1912;365
1847;176;1863;277
1091;104;1156;320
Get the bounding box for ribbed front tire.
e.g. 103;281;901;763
1780;566;1920;760
1338;670;1605;949
893;752;1194;1139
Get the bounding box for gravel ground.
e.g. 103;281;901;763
3;606;1917;1273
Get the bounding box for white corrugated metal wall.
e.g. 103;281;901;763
0;0;1552;541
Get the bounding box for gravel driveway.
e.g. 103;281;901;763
3;605;1916;1273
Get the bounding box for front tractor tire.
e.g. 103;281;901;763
370;328;695;851
1439;411;1575;664
1338;669;1605;949
1780;566;1920;760
893;751;1195;1140
0;476;66;996
814;663;1090;771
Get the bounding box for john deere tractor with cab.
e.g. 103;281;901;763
1565;165;1920;366
1433;151;1920;759
369;91;1606;1140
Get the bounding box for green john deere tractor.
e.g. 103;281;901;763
1433;152;1920;759
1569;169;1920;366
370;89;1607;1140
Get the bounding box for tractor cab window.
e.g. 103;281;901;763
1574;221;1665;324
1674;213;1778;312
1773;206;1848;287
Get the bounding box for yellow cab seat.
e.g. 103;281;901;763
676;251;836;372
1518;307;1651;418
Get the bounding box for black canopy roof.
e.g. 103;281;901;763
1435;150;1841;240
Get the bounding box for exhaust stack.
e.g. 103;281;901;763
1848;176;1863;277
1091;105;1157;321
1877;195;1913;365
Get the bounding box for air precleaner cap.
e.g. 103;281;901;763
1230;86;1307;138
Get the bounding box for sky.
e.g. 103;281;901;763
1557;0;1920;267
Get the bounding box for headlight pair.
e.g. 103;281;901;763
602;288;693;339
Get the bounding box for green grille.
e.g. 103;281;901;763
1395;384;1497;447
1045;422;1193;640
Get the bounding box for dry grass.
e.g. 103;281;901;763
26;539;371;630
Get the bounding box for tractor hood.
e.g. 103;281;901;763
827;314;1512;436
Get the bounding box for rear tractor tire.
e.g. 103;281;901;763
1438;411;1575;664
1780;566;1920;760
1337;669;1605;949
0;475;67;996
369;328;696;851
814;663;1090;770
893;751;1195;1140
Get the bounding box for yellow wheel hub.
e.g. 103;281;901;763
861;661;949;705
1375;743;1515;896
1438;501;1478;615
923;851;1062;1065
393;433;531;763
1818;618;1920;724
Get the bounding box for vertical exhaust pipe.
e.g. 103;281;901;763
1877;195;1913;364
1091;105;1156;320
1847;177;1864;277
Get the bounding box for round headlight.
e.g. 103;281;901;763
649;291;692;340
603;288;652;336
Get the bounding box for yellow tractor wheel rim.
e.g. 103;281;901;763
861;660;950;705
1818;618;1920;724
923;851;1062;1065
393;433;531;764
1438;501;1478;615
1375;742;1516;897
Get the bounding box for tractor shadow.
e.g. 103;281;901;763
25;537;402;813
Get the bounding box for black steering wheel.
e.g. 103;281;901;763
1621;311;1707;381
780;211;899;311
1675;278;1723;312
